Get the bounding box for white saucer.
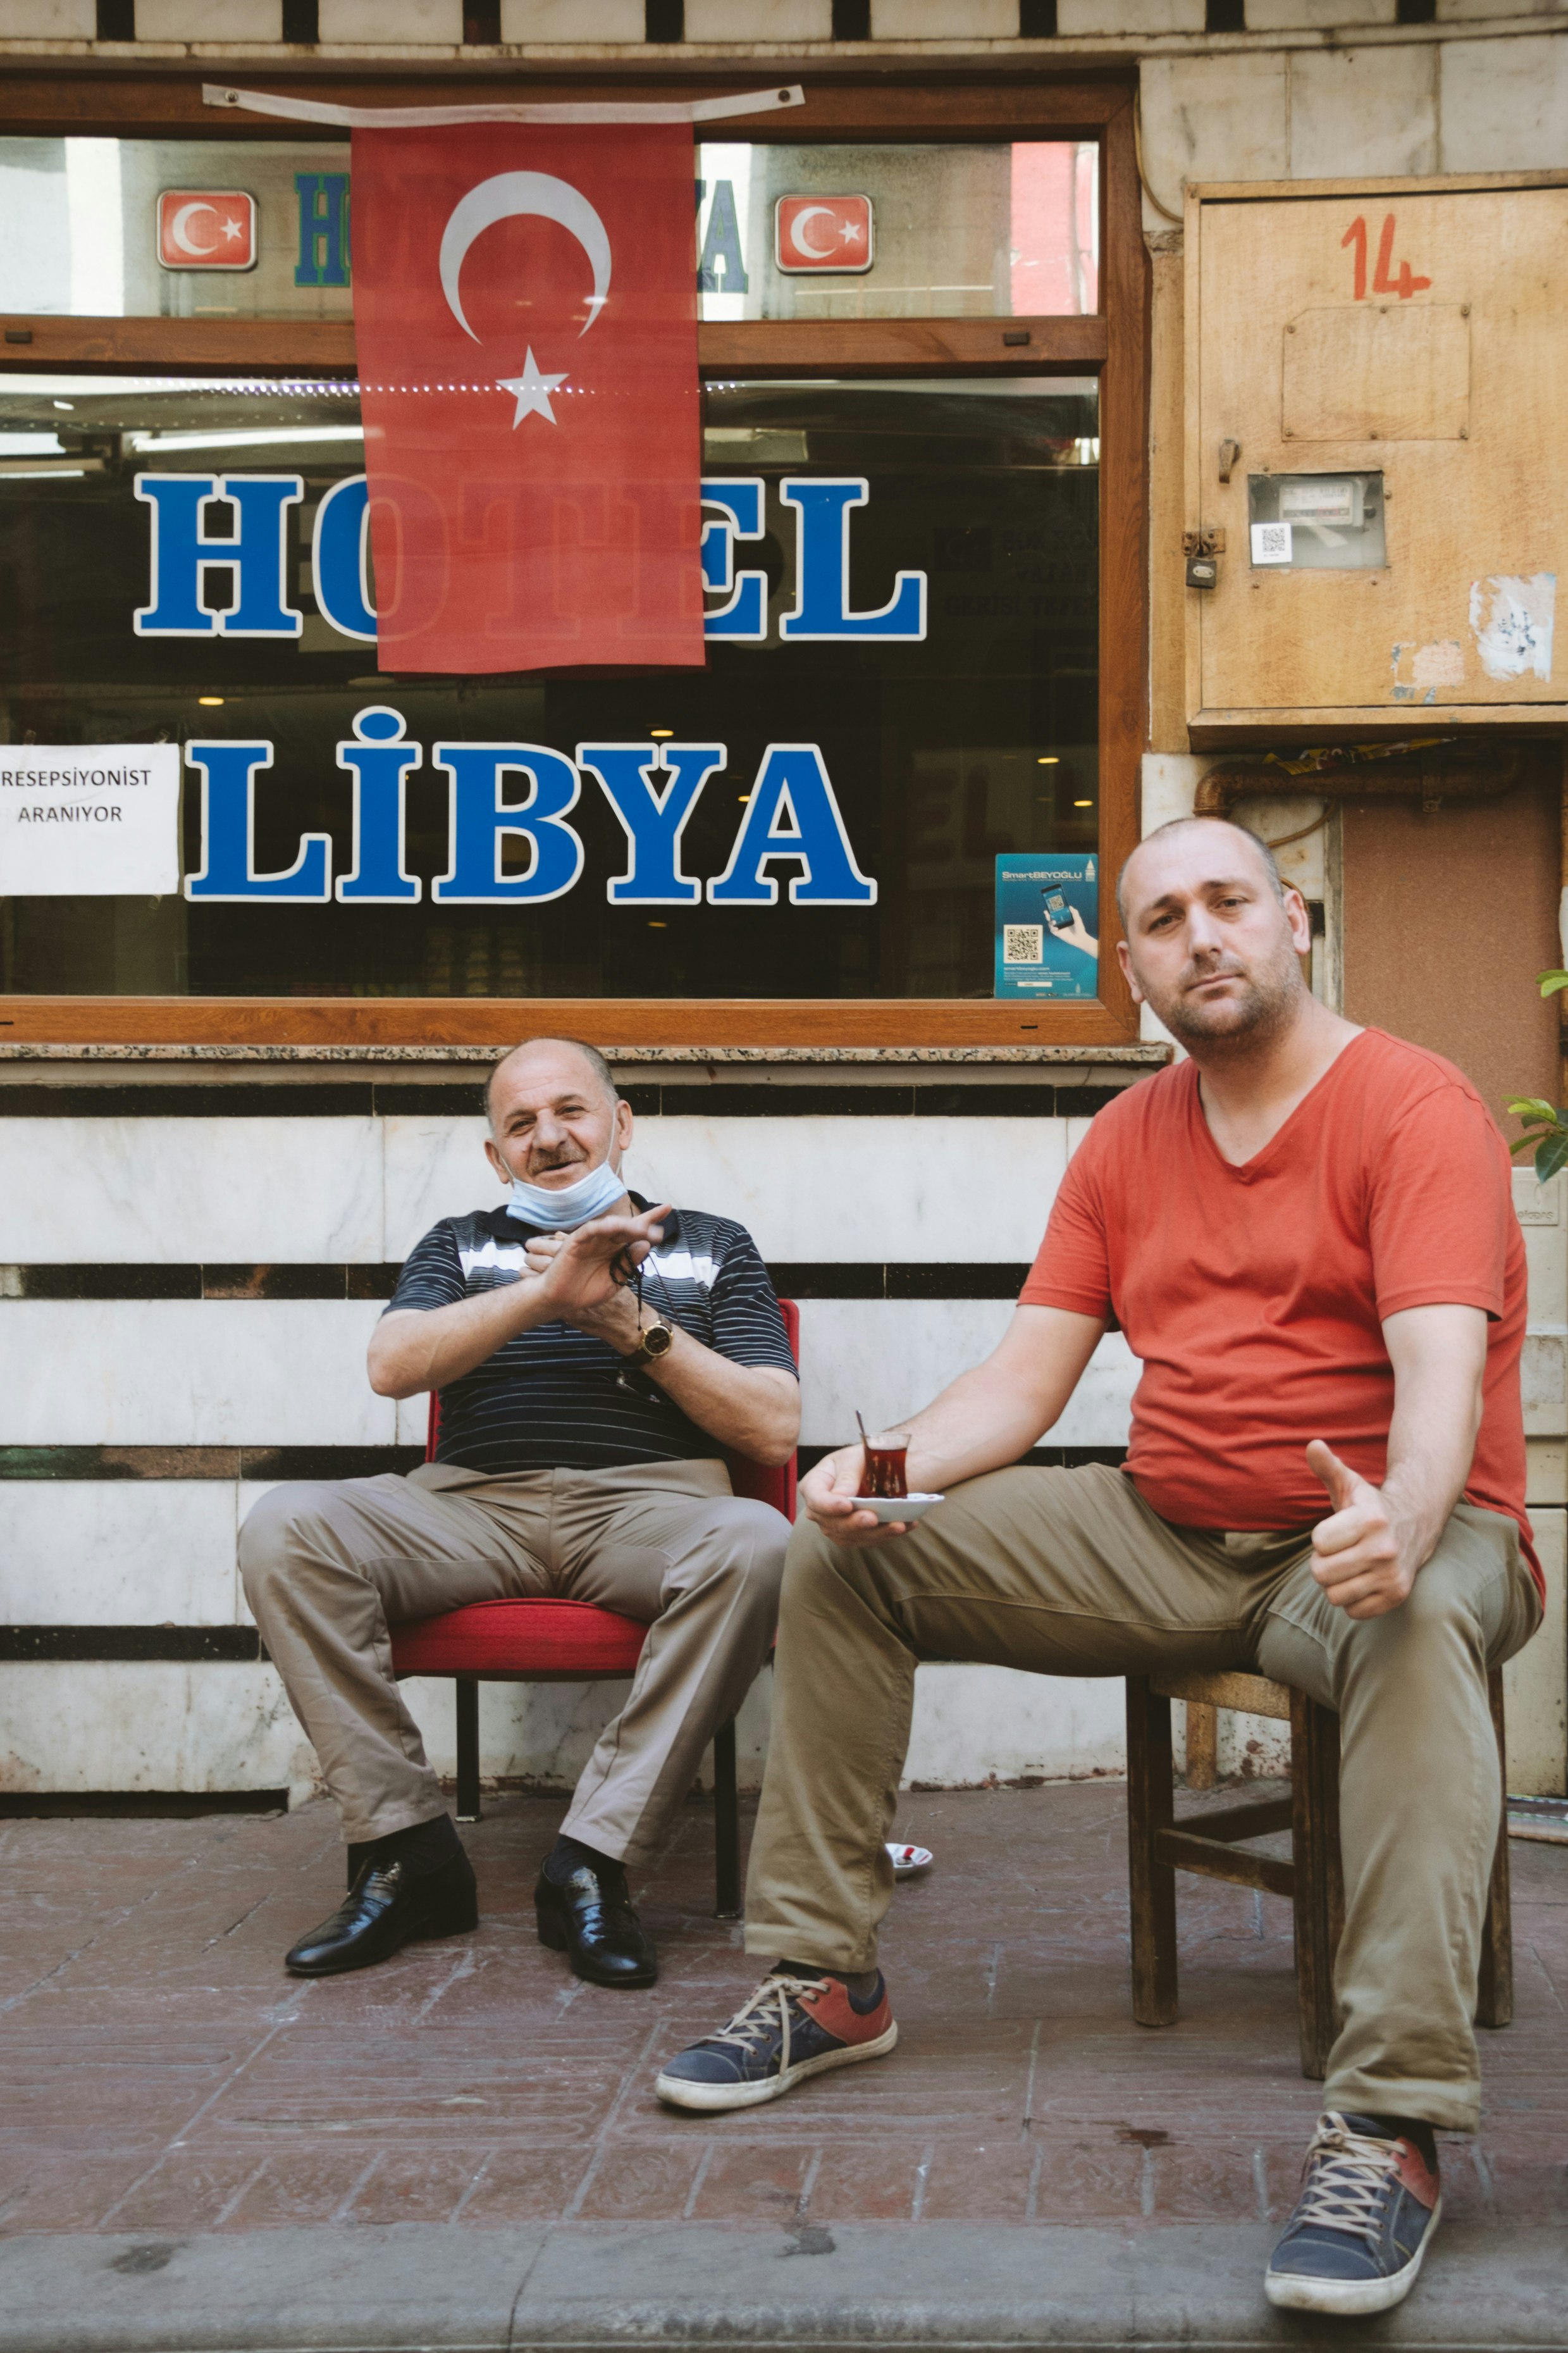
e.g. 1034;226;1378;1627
851;1493;945;1523
888;1842;934;1879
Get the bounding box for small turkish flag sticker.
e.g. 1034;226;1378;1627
157;190;257;272
775;194;874;275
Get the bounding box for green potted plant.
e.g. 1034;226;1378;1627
1508;969;1568;1182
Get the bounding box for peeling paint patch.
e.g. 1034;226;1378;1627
1412;640;1464;688
1469;573;1555;682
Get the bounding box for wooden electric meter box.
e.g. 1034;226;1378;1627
1184;174;1568;745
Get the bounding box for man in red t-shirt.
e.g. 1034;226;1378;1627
656;817;1542;2319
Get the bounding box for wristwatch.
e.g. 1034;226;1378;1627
625;1315;675;1369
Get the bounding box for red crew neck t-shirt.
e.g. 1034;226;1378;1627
1020;1027;1538;1598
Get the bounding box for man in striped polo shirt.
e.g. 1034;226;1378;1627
241;1036;799;1987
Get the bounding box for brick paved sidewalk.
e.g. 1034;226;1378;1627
1;1780;1563;2249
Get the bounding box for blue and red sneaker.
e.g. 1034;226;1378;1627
1266;2111;1442;2316
655;1967;898;2113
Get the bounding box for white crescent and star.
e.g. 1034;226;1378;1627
438;170;613;430
170;201;220;257
166;200;247;258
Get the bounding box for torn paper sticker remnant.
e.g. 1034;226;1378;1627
1412;640;1464;688
1469;573;1555;682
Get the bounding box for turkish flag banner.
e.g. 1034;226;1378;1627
350;123;705;675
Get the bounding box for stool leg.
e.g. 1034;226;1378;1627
1290;1691;1341;2082
1185;1700;1219;1791
1476;1666;1514;2030
1126;1677;1178;2027
713;1717;741;1920
455;1678;482;1825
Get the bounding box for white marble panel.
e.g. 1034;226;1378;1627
1137;51;1288;229
386;1112;1071;1267
1059;0;1202;28
0;1119;383;1264
871;0;1016;32
383;1115;502;1262
0;1301;392;1446
502;0;646;34
1247;0;1395;24
0;1481;239;1625
1439;35;1568;171
395;1393;438;1450
1436;0;1560;17
686;0;832;34
905;1664;1127;1786
4;0;95;29
137;0;283;35
0;1663;317;1801
624;1117;1068;1264
1507;1505;1566;1797
411;1663;1132;1793
795;1300;1136;1448
318;0;462;37
400;1665;775;1792
1290;44;1438;180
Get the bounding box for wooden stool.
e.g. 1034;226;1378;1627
1125;1666;1514;2079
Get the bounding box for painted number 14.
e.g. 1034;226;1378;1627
1342;212;1431;300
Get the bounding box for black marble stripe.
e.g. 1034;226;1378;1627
0;1446;426;1481
0;1442;1125;1482
0;1625;263;1661
798;1444;1128;1475
0;1081;1126;1121
0;1792;290;1818
1;1263;400;1301
1;1262;1028;1301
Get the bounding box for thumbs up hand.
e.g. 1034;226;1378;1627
1306;1440;1417;1620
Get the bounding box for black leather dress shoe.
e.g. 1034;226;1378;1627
535;1858;657;1987
285;1850;478;1977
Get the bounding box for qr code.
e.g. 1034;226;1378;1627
1252;521;1292;564
1003;924;1044;965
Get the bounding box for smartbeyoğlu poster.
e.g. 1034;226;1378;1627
994;854;1098;998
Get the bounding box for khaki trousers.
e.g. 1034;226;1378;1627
744;1462;1540;2132
240;1459;787;1863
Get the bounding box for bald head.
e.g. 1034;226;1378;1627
1117;817;1283;931
485;1036;617;1133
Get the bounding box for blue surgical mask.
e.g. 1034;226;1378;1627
503;1155;627;1232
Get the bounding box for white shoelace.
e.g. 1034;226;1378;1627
703;1971;830;2077
1292;2114;1405;2247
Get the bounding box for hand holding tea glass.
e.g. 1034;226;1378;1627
798;1414;945;1546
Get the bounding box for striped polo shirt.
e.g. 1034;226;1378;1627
385;1195;798;1475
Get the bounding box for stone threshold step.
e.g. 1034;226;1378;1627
0;2218;1563;2353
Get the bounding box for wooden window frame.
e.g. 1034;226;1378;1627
0;71;1147;1050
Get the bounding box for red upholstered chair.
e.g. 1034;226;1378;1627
389;1299;799;1918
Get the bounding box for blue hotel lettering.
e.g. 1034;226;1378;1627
183;715;876;910
135;473;927;648
140;471;917;907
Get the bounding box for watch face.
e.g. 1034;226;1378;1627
643;1321;674;1357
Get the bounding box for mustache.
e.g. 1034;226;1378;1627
530;1146;588;1172
1180;953;1250;989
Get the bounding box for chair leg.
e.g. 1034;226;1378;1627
1126;1677;1178;2027
455;1677;482;1825
713;1716;741;1920
1290;1691;1342;2082
1476;1665;1514;2030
